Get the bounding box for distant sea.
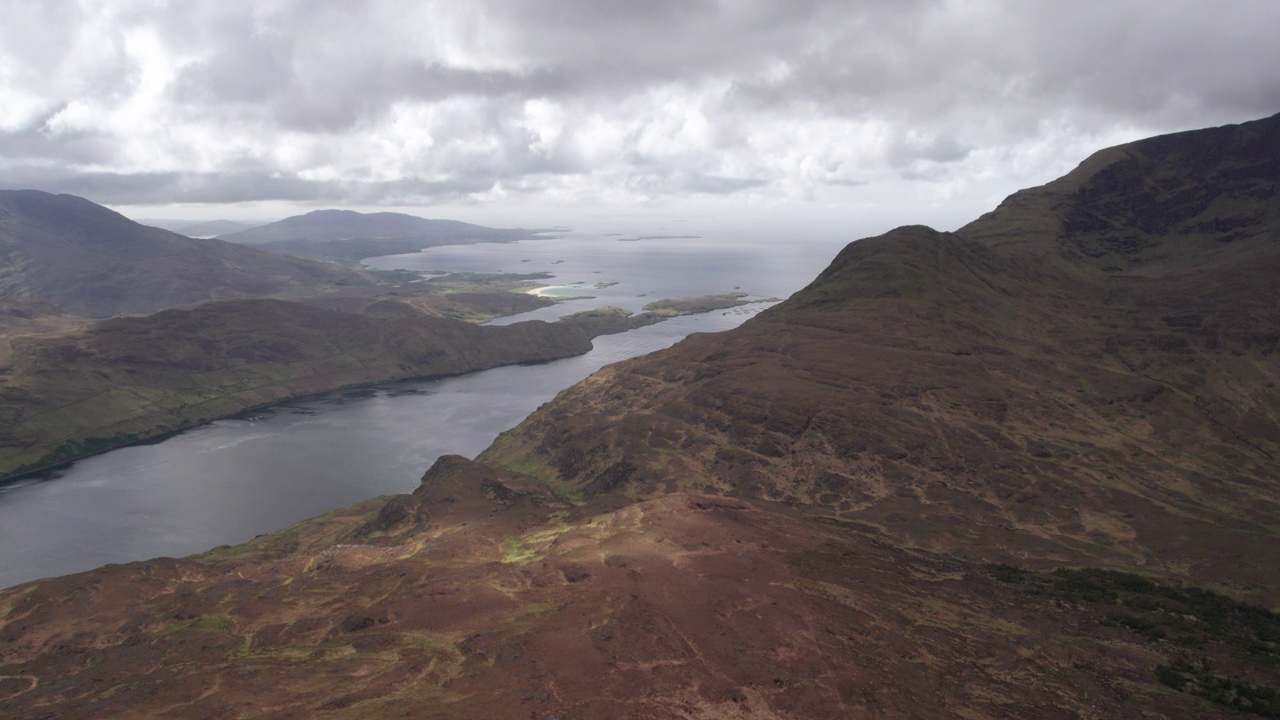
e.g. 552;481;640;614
363;230;846;323
0;230;847;588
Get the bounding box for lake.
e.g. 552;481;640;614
0;231;847;588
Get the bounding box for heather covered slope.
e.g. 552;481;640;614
0;457;1273;719
961;111;1280;271
1;117;1278;719
0;191;372;318
482;115;1280;599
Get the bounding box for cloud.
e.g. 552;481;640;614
0;0;1277;224
682;174;769;195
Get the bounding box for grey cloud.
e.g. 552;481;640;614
0;168;505;207
681;174;768;195
0;119;119;166
175;45;570;133
2;0;1277;212
887;135;971;168
724;1;1280;137
157;0;936;126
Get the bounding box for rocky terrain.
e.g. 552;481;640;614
0;115;1277;718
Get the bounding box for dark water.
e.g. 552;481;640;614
0;233;847;589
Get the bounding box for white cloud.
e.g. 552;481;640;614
0;0;1276;230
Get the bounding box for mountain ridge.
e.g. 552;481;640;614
217;208;541;263
1;115;1278;718
0;190;373;318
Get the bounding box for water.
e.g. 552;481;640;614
0;232;847;588
364;230;841;324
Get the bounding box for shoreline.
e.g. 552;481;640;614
0;352;585;488
525;285;596;299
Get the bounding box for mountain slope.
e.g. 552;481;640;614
482;114;1280;598
0;191;372;317
7;458;1265;719
0;298;593;479
0;292;749;480
962;111;1280;271
221;209;530;244
173;219;261;237
1;115;1278;719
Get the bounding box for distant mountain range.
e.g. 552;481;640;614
170;219;261;238
217;209;543;263
1;114;1278;718
0;191;371;317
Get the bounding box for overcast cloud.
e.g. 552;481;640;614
1;0;1278;231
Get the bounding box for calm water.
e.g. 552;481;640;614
0;232;846;588
364;230;842;324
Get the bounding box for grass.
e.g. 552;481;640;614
1157;656;1280;717
499;524;573;565
157;614;232;636
6;431;147;477
484;441;586;504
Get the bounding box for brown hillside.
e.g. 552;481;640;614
1;115;1278;719
1;455;1273;718
483;114;1280;600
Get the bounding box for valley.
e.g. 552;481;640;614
0;194;774;481
0;114;1277;718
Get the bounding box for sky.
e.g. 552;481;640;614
2;0;1278;236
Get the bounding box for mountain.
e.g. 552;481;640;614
1;115;1278;718
217;209;540;262
220;209;532;244
0;191;372;318
172;219;261;237
483;113;1280;597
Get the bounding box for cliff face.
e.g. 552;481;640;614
1;115;1278;719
